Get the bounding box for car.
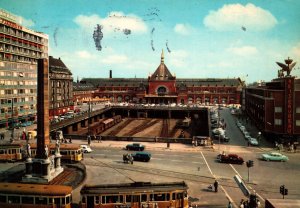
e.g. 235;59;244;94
131;152;151;162
80;145;93;153
21;121;33;127
219;154;244;164
126;143;145;151
248;138;259;146
261;152;288;162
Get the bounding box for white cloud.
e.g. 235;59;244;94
169;50;188;67
15;16;35;27
75;50;96;59
74;11;147;34
227;46;258;56
101;54;128;64
291;42;300;60
174;24;190;35
203;3;278;31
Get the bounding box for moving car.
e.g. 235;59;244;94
126;143;145;151
219;154;244;164
80;145;93;153
261;152;288;162
131;152;151;162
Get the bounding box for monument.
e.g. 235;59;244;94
22;58;63;183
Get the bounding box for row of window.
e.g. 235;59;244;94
0;194;71;205
0;25;45;43
0;43;43;56
0;79;37;86
82;192;186;204
0;52;39;63
0;60;37;70
0;89;36;95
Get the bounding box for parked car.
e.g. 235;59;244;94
126;143;145;151
261;152;288;162
248;138;259;146
21;121;33;127
131;152;151;162
80;145;93;153
219;154;244;164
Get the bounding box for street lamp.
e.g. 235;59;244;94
88;99;91;136
10;99;14;141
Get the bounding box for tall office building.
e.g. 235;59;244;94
0;9;48;128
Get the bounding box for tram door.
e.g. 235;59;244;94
86;196;95;208
173;192;184;208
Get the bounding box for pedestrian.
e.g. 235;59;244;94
93;134;96;141
87;135;91;145
227;201;233;208
97;135;102;143
213;180;218;192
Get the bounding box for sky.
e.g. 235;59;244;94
1;0;300;83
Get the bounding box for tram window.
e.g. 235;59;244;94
82;196;86;203
0;195;6;202
152;193;169;201
66;196;70;204
126;195;131;203
61;197;65;205
60;150;67;155
48;197;53;205
95;196;100;204
105;195;119;203
35;197;47;204
141;194;147;202
177;193;183;199
22;196;34;204
54;197;60;205
132;195;139;203
8;195;20;204
0;149;4;154
172;193;175;200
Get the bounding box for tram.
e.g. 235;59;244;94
0;144;23;162
0;182;72;208
80;181;189;208
30;143;83;162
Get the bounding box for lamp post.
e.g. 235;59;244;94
10;99;14;141
88;99;91;136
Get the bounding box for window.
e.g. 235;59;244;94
0;195;6;202
274;119;282;125
8;195;20;204
22;196;34;204
275;107;282;113
296;107;300;114
35;197;47;204
296;120;300;126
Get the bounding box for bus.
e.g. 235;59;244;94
0;144;23;162
80;181;189;208
30;143;83;163
0;182;72;208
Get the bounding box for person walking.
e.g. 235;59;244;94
213;180;219;192
227;201;233;208
87;135;91;145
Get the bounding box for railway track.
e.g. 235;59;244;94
160;119;169;137
127;119;159;136
107;118;134;136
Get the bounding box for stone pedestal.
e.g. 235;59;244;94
22;155;63;184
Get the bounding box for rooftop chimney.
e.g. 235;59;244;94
109;70;112;79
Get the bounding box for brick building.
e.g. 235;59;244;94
49;56;73;117
245;59;300;143
81;50;243;105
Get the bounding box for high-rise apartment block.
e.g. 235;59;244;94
0;9;48;128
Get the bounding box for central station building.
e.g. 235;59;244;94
80;50;243;105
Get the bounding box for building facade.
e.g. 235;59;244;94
245;59;300;143
49;56;73;117
0;9;48;128
81;50;243;105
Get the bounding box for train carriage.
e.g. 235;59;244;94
30;143;83;162
80;181;189;208
0;144;23;162
0;183;72;208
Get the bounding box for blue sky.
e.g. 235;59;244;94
1;0;300;83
